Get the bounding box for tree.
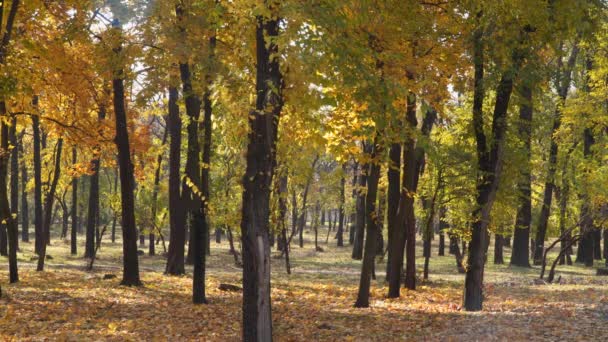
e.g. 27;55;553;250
240;2;283;339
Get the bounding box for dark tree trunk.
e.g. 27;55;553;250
9;117;18;251
336;164;346;247
533;43;579;265
352;143;369;260
349;162;358;245
241;9;283;340
355;140;381;308
149;123;168;257
464;22;521;310
297;156;317;248
579;127;595;267
494;234;504;264
71;147;78;255
403;92;418;291
388;93;417;297
112;22;141;286
179;58;207;302
438;207;447;256
385;142;400;278
511;85;532;267
110;168;118;243
376;187;385;255
37;138;63;271
201;33;216;258
85;108;105;259
19;131;28;243
165;87;186;275
32;107;43;256
277;173;290;274
0;104;18;283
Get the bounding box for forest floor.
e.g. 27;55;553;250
1;228;608;341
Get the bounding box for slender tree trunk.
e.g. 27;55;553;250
511;85;533;267
112;21;141;286
355;140;381;308
297;156;317;248
337;164;346;247
85;108;105;258
71;147;78;255
32;107;43;256
376;187;385;255
20;131;28;243
149;123;168;256
352;143;369;260
165;87;186;275
0;104;18;283
403;92;418;291
464;21;521;310
201;32;216;258
494;234;504;264
533;43;579;265
388;93;417;297
579;126;595;267
9;117;18;251
37;138;63;271
241;9;283;340
385;142;400;281
349;163;358;245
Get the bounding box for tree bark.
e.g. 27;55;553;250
32;106;43;256
241;8;283;340
355;140;381;308
336;164;346;247
9;117;18;251
112;21;141;286
149;123;168;256
19;131;28;243
533;42;579;264
71;147;78;255
85;108;105;258
464;21;521;310
511;84;532;267
0;103;18;283
165;86;186;275
37;138;63;271
352;143;369;260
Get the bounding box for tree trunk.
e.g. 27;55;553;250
511;85;532;267
349;163;358;245
533;43;579;265
71;147;78;255
85;108;105;258
9;117;18;251
337;164;346;247
165;87;186;275
385;142;400;280
355;140;381;308
352;143;369;260
112;21;141;286
579;127;595;267
297;156;318;248
201;33;216;258
20;130;28;243
464;21;520;310
37;138;63;271
388;92;417;297
0;104;18;283
32;107;43;256
149;123;168;256
241;9;283;340
494;234;504;264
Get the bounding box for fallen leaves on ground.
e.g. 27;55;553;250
1;268;608;341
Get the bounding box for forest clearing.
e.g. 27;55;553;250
2;0;608;341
